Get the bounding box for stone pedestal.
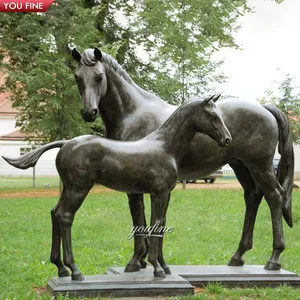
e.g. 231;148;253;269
47;273;193;298
108;265;300;287
48;265;300;298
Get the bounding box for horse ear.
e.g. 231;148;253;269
212;94;221;102
202;95;215;105
72;48;81;63
94;48;102;61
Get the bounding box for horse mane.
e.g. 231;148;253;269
81;49;156;99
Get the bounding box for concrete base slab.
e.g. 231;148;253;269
107;265;300;287
47;273;193;298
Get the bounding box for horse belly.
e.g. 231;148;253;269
96;154;177;194
95;156;153;194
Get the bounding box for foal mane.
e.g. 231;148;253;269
81;49;154;99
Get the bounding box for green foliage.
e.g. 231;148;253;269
260;73;300;144
0;0;103;141
131;0;251;103
0;0;284;141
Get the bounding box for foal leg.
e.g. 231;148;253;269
228;161;263;266
157;193;171;274
50;200;69;277
249;164;285;270
148;192;170;278
125;193;148;272
58;187;91;280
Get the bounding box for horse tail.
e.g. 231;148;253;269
2;140;67;170
263;104;294;228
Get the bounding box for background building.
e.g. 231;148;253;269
0;87;58;176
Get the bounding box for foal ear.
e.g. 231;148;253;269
72;48;81;63
94;48;103;61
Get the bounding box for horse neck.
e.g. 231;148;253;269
150;102;199;162
99;65;166;138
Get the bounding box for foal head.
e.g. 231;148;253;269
72;48;107;122
193;95;232;147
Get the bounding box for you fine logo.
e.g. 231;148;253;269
0;0;55;12
127;221;174;239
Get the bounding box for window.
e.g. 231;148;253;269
20;147;31;156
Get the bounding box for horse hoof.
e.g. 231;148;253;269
140;259;147;269
228;257;244;266
58;269;70;277
264;261;281;270
124;263;141;273
72;272;85;281
154;269;166;278
162;265;172;275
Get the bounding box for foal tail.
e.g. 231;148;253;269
2;140;67;170
263;104;294;228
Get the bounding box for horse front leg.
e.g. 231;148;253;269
148;192;170;278
125;193;148;272
50;203;69;277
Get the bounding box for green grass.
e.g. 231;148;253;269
0;188;300;299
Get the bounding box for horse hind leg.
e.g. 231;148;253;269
50;201;69;277
58;186;92;280
228;161;263;267
249;164;285;270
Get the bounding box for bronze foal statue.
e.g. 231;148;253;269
3;95;231;279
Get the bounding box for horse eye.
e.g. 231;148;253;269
96;74;104;82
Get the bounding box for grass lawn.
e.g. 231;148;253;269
0;187;300;299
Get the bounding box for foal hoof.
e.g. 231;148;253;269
124;263;141;273
58;269;70;277
264;261;281;271
154;269;166;278
140;259;147;269
71;272;85;281
228;257;244;266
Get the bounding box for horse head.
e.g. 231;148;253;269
193;95;232;147
72;48;107;122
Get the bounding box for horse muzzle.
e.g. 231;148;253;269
81;108;98;122
218;135;232;147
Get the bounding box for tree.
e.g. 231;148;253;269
260;73;300;144
131;0;251;104
0;0;169;141
0;0;286;142
0;0;103;142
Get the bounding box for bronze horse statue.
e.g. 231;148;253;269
3;95;231;279
71;48;294;272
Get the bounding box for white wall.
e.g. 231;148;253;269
0;116;18;136
294;144;300;180
0;140;59;176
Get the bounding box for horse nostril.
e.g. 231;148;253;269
225;138;231;146
93;108;98;118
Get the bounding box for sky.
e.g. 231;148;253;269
215;0;300;101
